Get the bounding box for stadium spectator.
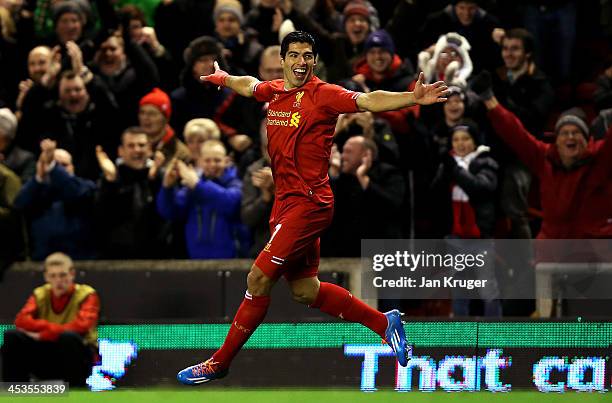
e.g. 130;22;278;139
419;0;501;72
430;122;500;316
473;71;612;238
157;140;243;259
0;163;22;279
15;46;52;118
491;28;554;239
325;135;405;256
431;122;498;239
241;120;273;257
14;140;96;260
183;118;222;163
349;30;416;136
17;71;120;181
0;252;99;386
90;28;160;128
213;0;263;76
139;87;190;168
417;32;473;87
0;108;35;182
428;86;471;157
288;0;377;83
94;127;171;259
119;4;179;92
170;36;233;134
42;1;97;64
493;28;554;136
258;45;284;81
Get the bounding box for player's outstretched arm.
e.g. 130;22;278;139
356;72;448;112
200;61;260;98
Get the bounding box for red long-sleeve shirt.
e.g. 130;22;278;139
488;104;612;239
14;286;100;342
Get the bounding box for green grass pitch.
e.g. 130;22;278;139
1;390;610;403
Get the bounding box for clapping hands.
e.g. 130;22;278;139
162;159;200;189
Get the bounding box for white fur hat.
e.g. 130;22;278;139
418;32;473;87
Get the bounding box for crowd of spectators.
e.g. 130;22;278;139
0;0;611;309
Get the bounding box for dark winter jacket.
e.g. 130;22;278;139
95;162;170;258
14;164;96;260
492;66;554;136
431;148;498;238
324;161;405;257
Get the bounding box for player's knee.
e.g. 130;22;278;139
291;290;316;305
290;280;320;305
247;266;273;296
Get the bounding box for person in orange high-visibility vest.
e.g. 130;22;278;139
1;252;99;386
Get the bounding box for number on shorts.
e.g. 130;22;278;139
269;224;282;244
264;224;282;252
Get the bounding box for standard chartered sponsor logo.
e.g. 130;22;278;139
267;109;292;118
268;119;289;126
267;109;301;128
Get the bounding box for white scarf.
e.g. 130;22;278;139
451;145;490;202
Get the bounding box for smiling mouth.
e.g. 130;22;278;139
293;68;307;80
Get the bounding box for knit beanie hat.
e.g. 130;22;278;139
0;108;18;140
555;107;589;139
139;88;171;120
52;0;87;24
450;120;482;146
364;29;395;55
214;0;244;24
343;1;370;19
183;36;224;68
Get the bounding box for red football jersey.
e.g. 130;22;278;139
254;76;362;205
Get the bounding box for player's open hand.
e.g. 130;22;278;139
200;61;229;88
413;72;448;105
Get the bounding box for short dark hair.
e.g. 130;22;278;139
503;28;535;56
280;31;317;59
59;70;79;82
121;126;148;144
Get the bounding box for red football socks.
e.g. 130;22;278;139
311;282;387;338
212;291;270;368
